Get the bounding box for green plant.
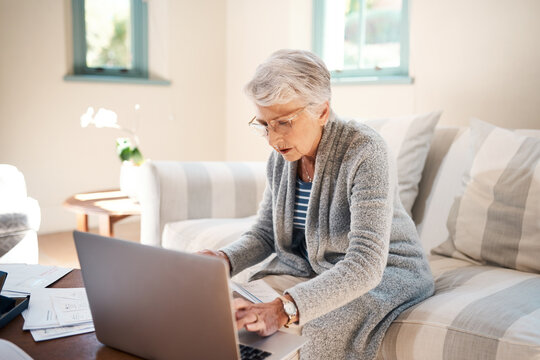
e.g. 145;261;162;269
80;105;145;165
116;138;144;165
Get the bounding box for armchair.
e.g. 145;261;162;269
0;165;40;264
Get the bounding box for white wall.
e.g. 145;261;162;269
2;0;539;233
411;0;540;129
0;0;227;233
225;0;315;162
225;0;540;161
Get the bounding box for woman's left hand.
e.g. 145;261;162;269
234;297;288;337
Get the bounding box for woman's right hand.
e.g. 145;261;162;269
196;249;231;272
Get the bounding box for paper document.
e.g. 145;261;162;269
30;323;95;342
0;264;72;296
21;311;95;342
23;288;93;330
231;279;280;304
52;294;92;326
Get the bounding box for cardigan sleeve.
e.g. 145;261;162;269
219;154;277;276
286;136;395;325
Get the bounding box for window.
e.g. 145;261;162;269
71;0;148;79
313;0;410;82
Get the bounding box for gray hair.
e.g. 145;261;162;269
244;49;331;107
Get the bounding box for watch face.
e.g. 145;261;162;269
284;302;297;316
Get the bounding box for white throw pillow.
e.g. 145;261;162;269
359;111;442;214
433;119;540;273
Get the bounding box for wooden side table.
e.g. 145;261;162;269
63;190;141;237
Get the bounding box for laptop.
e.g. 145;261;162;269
73;231;306;360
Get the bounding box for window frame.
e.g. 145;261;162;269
312;0;410;81
71;0;149;79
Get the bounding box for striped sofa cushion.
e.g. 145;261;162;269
379;255;540;360
433;119;540;273
359;111;442;215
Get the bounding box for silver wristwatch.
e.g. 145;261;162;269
279;296;298;328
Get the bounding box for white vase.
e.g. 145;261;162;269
119;161;141;201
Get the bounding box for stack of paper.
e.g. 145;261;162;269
0;264;72;297
231;279;281;303
22;288;94;341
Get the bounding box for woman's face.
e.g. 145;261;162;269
254;99;329;162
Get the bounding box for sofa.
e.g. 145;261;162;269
138;118;540;359
0;165;40;264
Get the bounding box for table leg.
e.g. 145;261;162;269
98;215;113;237
76;213;89;232
98;215;130;237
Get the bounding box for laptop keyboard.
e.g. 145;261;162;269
239;344;272;359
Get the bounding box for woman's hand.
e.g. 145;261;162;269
234;297;289;337
196;249;231;272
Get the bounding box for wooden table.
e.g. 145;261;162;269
63;190;141;237
0;270;141;360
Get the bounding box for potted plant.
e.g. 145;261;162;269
80;105;145;200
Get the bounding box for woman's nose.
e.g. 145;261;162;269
267;127;283;143
267;132;283;150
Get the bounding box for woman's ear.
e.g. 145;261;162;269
318;101;330;126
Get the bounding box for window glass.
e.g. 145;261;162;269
344;0;402;70
315;0;407;78
85;0;132;70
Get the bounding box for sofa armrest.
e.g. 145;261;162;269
0;197;41;236
0;164;40;263
139;160;266;247
0;165;27;201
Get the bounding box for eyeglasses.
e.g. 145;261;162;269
248;105;310;137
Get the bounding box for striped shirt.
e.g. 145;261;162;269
293;178;312;230
292;178;312;260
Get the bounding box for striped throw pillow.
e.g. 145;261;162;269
434;119;540;273
360;111;442;214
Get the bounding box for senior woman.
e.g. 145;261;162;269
199;49;434;360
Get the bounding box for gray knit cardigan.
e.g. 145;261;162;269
221;113;434;360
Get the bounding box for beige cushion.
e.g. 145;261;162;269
162;216;256;253
433;120;540;273
162;216;269;283
359;111;442;214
